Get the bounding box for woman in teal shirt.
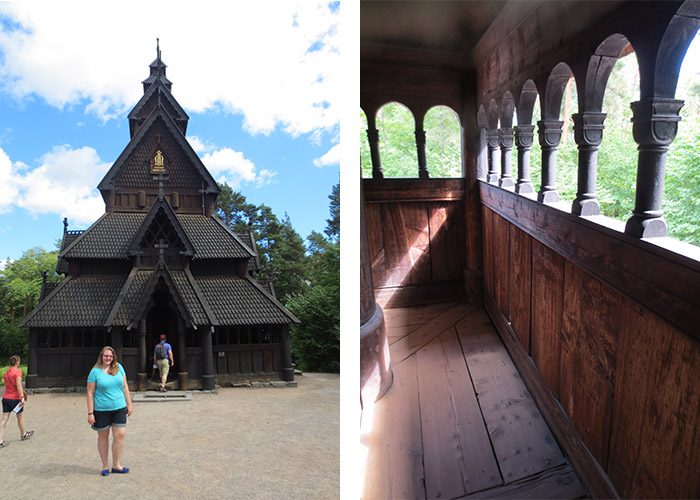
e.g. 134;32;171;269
86;346;133;476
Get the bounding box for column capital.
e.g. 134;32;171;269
537;120;564;147
486;129;500;148
498;127;514;148
514;125;535;148
572;112;607;147
630;98;684;146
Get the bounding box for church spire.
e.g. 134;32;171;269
142;38;172;93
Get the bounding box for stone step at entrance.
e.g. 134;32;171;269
133;391;193;402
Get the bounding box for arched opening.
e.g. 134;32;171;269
376;101;417;178
360;109;372;178
555;75;579;202
666;30;700;247
424;105;462;178
146;281;180;384
597;48;640;222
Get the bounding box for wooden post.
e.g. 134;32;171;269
111;327;123;367
366;113;384;179
486;129;501;184
416;128;429;179
572;112;606;216
137;318;147;391
177;317;188;390
280;324;294;381
625;98;683;237
537;120;563;202
514;124;535;193
26;329;38;388
201;326;215;390
498;127;515;189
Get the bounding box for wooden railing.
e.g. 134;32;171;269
480;181;700;499
363;178;467;308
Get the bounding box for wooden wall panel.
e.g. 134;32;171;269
492;213;510;319
608;305;700;499
530;239;564;399
429;201;466;282
482;207;494;299
509;225;531;351
560;261;621;469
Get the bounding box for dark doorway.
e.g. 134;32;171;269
146;284;179;383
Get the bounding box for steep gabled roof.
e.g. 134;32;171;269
127;197;196;256
97;106;219;194
128;78;188;137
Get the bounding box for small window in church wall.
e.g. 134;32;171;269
425;106;462;178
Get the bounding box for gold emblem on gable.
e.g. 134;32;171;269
151;149;167;174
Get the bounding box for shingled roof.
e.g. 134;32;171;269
61;212;254;261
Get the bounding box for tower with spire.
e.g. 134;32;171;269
22;43;297;391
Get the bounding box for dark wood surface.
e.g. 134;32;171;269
360;301;587;499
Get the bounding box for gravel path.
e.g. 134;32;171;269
2;373;339;500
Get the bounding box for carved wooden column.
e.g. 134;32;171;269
537;119;563;202
202;326;215;390
625;98;683;237
498;127;515;189
477;127;488;181
177;317;188;390
486;129;501;184
514;124;535;193
415;128;429;179
366;113;383;179
137;318;147;391
360;183;392;405
572;112;606;215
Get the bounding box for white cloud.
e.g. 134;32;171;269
200;146;274;188
11;145;110;224
0;147;20;213
0;2;341;141
188;135;216;154
313;143;340;168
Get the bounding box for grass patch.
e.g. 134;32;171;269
0;365;27;387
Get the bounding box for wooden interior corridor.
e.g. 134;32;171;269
360;301;587;499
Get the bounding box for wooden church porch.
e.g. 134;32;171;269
360;301;587;499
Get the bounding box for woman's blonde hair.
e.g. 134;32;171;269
94;346;119;375
8;355;20;367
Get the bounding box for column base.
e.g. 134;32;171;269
538;190;560;203
625;215;668;238
25;373;37;389
516;182;534;194
487;173;500;184
283;367;295;382
419;170;430;179
360;303;393;406
572;198;600;216
137;372;147;392
201;374;216;391
499;177;515;190
178;371;189;390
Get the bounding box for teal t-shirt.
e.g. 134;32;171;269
87;364;127;411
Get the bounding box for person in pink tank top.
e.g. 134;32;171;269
0;355;34;447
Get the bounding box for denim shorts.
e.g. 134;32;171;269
92;407;127;431
1;398;23;414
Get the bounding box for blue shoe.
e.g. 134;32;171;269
111;467;129;474
101;469;110;476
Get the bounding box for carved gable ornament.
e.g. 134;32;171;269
150;148;167;174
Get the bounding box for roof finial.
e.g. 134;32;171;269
157;37;160;60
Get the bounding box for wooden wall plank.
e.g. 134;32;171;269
380;203;431;287
509;225;531;352
608;304;700;499
560;261;620;469
457;310;565;483
530;239;564;399
417;331;502;498
482;207;495;299
365;203;387;286
429;201;466;282
361;355;424;499
492;213;511;319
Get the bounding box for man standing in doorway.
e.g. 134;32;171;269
154;334;174;392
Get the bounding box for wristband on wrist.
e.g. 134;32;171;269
88;412;94;415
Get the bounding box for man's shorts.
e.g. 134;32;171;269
92;407;127;431
157;358;170;378
1;398;23;414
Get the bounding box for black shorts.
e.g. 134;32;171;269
2;398;23;414
92;407;127;431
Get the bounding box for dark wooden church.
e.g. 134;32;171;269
361;1;699;499
21;45;297;390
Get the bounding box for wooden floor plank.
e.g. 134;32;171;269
417;330;502;499
461;462;587;499
383;301;458;329
361;355;425;500
391;302;479;364
456;311;566;483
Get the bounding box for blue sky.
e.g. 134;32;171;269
0;1;341;263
